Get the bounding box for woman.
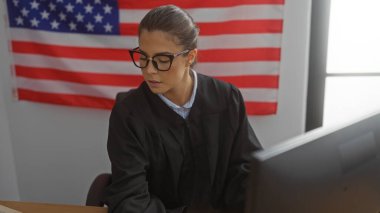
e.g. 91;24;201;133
105;5;262;213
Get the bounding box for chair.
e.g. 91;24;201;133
86;173;112;207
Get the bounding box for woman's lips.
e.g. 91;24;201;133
147;80;162;87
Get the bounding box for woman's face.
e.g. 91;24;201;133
138;30;196;96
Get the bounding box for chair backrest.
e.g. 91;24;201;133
86;173;112;207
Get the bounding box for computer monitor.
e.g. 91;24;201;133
245;111;380;213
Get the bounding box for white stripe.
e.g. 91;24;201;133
189;5;284;23
198;34;281;49
13;54;141;74
17;77;133;99
195;62;280;76
14;54;279;76
10;28;138;48
120;5;284;23
16;77;276;102
240;88;277;102
11;28;281;49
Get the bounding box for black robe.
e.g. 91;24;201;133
105;73;262;213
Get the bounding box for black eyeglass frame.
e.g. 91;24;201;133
129;47;190;71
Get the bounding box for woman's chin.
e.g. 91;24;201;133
147;85;166;94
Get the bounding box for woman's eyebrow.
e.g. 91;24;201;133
155;51;173;55
138;49;148;55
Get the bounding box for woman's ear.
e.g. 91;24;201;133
187;49;198;65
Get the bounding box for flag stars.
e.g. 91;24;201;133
30;18;40;27
104;23;113;32
86;22;94;32
50;20;60;29
40;10;50;19
76;13;84;22
21;8;29;17
30;0;39;10
49;3;56;11
85;4;94;13
65;3;74;13
94;13;103;23
103;4;112;14
15;16;23;25
59;12;67;21
69;22;77;31
13;0;19;7
12;0;117;34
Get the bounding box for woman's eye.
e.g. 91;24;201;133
156;56;170;63
158;59;170;63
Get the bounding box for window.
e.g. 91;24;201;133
323;0;380;126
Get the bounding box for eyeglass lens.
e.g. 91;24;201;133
131;51;172;71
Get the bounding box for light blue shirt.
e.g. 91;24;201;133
158;70;198;119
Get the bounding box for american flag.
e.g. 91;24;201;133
5;0;284;115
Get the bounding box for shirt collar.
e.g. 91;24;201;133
158;69;198;109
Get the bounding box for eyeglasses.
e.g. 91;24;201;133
129;47;190;71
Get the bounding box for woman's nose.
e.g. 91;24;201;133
145;60;158;74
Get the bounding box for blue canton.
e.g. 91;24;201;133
6;0;120;35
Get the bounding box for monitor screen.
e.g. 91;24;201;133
245;111;380;213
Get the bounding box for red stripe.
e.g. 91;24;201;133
12;41;280;62
120;20;283;36
118;0;284;9
17;89;115;110
15;65;143;87
12;41;130;61
215;75;278;88
245;101;277;115
120;23;138;36
198;48;281;62
16;66;278;98
15;65;277;88
198;20;283;35
17;89;277;115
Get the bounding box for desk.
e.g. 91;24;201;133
0;201;107;213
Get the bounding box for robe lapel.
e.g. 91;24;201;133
190;76;223;187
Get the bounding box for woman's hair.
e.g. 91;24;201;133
138;5;199;66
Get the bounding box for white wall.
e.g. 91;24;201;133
0;86;20;201
0;0;311;205
0;1;20;200
250;0;311;148
0;63;20;201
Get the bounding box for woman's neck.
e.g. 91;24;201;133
163;70;194;106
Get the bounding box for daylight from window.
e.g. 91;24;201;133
324;0;380;126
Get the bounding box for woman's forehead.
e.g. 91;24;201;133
138;30;181;54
